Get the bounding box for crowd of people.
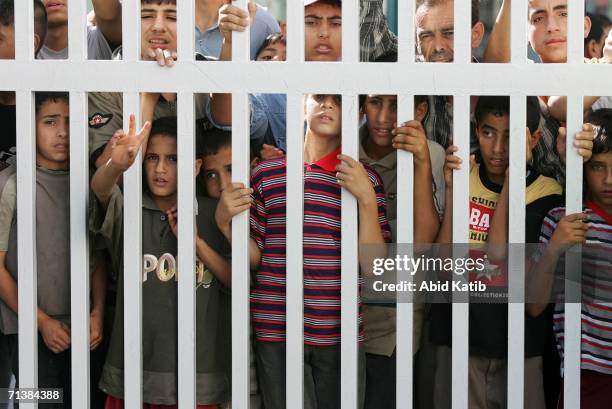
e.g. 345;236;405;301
0;0;611;408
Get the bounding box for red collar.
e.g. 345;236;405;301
306;147;342;172
586;200;612;225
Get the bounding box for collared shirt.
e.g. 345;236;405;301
195;5;280;60
359;0;398;62
249;148;392;345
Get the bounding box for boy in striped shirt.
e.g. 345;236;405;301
528;109;612;408
216;94;391;409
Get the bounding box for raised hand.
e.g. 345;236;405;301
219;0;258;43
215;183;253;239
548;213;589;255
335;154;375;204
392;120;430;165
110;114;151;172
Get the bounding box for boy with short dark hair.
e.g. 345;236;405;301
215;94;391;409
527;109;612;408
91;116;232;408
432;96;572;409
0;92;107;409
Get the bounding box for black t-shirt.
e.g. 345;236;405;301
429;167;564;359
0;104;16;171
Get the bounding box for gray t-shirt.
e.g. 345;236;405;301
37;25;113;60
0;167;71;335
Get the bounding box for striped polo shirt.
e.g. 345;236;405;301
249;147;391;345
538;201;612;374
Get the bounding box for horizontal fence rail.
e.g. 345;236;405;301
3;0;600;408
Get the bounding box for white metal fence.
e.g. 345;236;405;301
2;0;611;408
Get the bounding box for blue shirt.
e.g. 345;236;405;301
250;93;287;152
194;5;280;60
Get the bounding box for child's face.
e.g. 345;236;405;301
202;145;232;200
304;3;342;61
143;134;178;202
44;0;69;28
528;0;568;63
0;23;15;59
585;152;612;210
256;42;287;61
477;112;510;183
305;94;342;138
415;1;454;63
36;100;70;170
141;2;177;60
364;95;397;148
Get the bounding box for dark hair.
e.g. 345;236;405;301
149;116;177;141
586;109;612;155
474;96;509;126
526;96;541;135
1;1;47;56
33;0;47;54
35;92;69;113
0;0;12;26
416;0;480;27
585;12;611;48
256;33;286;59
198;126;232;159
309;0;341;8
141;0;176;4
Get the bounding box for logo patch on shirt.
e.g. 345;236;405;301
88;113;113;129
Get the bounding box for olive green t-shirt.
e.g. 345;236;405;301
92;187;231;405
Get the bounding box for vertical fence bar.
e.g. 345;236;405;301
341;2;359;408
507;95;527;409
341;93;359;409
451;95;470;409
231;2;251;406
177;91;196;409
122;0;142;406
15;91;37;409
286;2;306;408
177;1;197;408
563;94;584;409
14;1;36;407
397;0;415;63
286;88;305;409
451;4;472;407
396;95;414;409
564;1;585;407
69;91;91;409
68;0;90;406
511;0;528;63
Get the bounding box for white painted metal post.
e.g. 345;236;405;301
341;2;360;408
14;2;37;408
231;1;251;407
564;1;585;408
451;0;472;406
396;2;416;407
177;1;197;408
507;95;527;409
285;2;306;408
122;2;143;407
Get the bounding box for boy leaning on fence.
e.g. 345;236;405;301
357;93;446;409
430;96;595;409
90;115;233;409
0;92;107;409
527;109;612;409
215;94;392;409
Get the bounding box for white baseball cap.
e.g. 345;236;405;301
305;0;341;6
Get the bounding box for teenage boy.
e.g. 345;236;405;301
37;0;121;59
91;116;232;408
215;94;391;409
358;94;445;408
528;109;612;409
0;93;106;408
431;96;593;409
